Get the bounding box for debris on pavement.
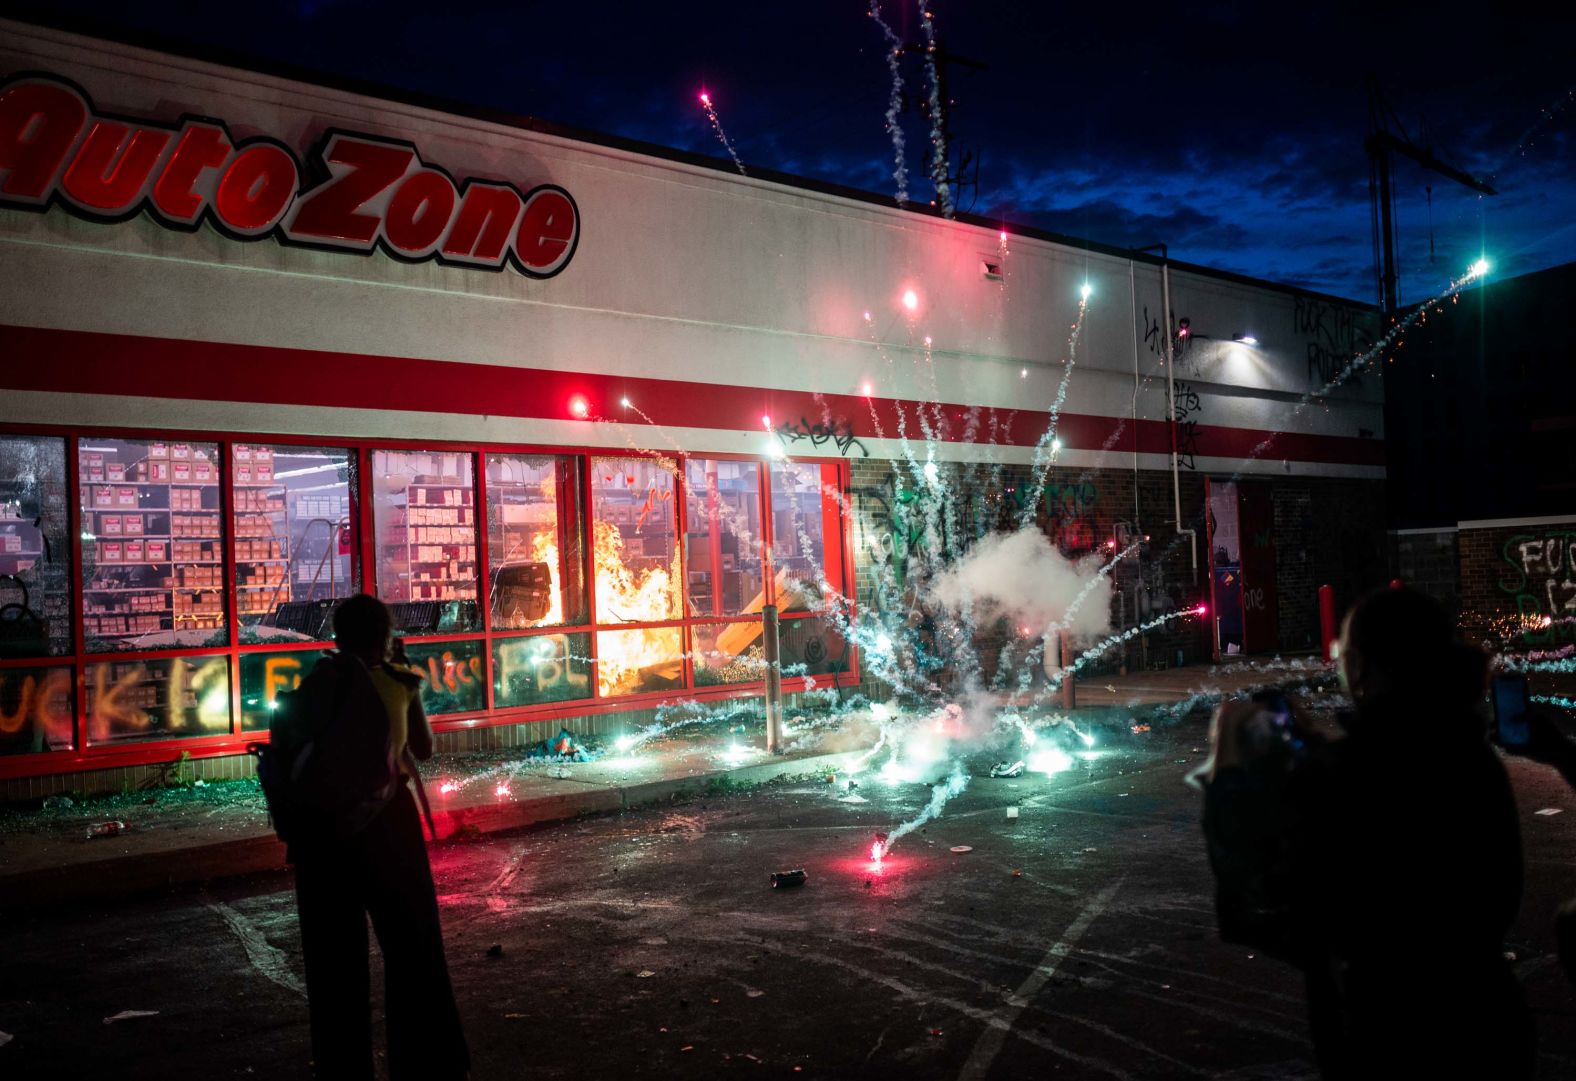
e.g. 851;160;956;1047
41;795;73;810
86;820;126;839
636;970;656;978
1006;806;1019;819
1130;724;1152;734
525;728;594;762
770;869;807;888
989;760;1024;778
746;989;765;998
949;845;972;854
486;944;504;958
1536;808;1563;816
103;1010;159;1025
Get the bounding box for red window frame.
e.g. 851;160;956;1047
0;423;858;779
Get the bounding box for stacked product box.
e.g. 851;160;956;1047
80;438;222;645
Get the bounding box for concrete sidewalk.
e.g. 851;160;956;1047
0;736;869;913
0;656;1332;912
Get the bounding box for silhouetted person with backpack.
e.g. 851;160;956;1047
284;594;469;1080
1202;587;1531;1078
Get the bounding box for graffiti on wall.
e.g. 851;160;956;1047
1010;480;1100;553
1172;381;1203;470
1499;532;1576;645
1141;305;1194;367
774;416;869;458
1294;296;1374;388
0;665;72;752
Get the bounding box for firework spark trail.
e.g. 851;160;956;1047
994;541;1141;709
1500;654;1576;674
1533;694;1576;710
876;759;969;857
1490;85;1575;183
1243;260;1488;465
1035;606;1207;704
868;0;909;204
916;0;951;217
1017;296;1089;530
699;92;746;176
864;314;927;475
1142;259;1492;579
1051;541;1141;634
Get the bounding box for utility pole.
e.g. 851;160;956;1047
898;30;986;217
1366;77;1496;316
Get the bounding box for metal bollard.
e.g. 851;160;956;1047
1058;630;1076;710
763;604;783;753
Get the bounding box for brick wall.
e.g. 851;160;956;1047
1459;522;1576;649
1389;529;1461;617
1270;478;1390;650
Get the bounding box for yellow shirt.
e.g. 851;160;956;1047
368;665;419;776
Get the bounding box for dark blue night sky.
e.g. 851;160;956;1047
16;1;1574;302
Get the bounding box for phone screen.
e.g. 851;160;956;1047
1492;674;1531;747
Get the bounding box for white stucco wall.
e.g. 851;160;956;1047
0;20;1383;479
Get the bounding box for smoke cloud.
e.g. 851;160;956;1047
927;527;1114;639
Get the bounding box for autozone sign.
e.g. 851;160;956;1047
0;73;579;277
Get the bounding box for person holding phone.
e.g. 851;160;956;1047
1202;587;1532;1079
1501;696;1576;985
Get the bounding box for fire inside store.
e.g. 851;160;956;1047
0;20;1388;801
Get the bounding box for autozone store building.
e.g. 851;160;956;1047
0;21;1387;797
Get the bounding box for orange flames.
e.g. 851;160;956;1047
592;519;682;696
529;530;564;626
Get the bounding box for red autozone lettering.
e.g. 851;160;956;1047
0;73;579;278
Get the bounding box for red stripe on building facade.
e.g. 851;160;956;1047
0;324;1384;467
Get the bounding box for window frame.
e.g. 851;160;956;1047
0;423;858;779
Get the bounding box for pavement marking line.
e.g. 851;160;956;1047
957;879;1124;1081
730;935;1139;1081
205;898;307;999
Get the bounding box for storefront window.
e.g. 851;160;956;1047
372;450;479;633
400;638;485;715
79;437;227;651
778;615;850;678
230;441;356;639
589;457;681;696
770;461;837;613
691;621;769;686
238;647;328;732
85;653;231;744
0;436;71;658
233;444;357;642
597;627;683;696
493;633;592;708
590;457;680;623
0;664;73;754
485;454;586;629
683;459;764;618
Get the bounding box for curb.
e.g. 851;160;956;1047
1;749;865;913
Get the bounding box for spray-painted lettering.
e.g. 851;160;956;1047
1499;532;1576;645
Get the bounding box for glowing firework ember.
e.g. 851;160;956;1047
698;90;746;175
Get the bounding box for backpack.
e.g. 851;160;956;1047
249;653;400;854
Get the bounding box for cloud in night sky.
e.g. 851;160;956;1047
14;0;1575;302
